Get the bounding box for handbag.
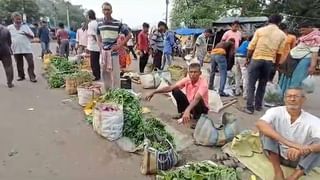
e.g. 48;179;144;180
140;130;178;175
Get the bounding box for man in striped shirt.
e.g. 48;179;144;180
97;2;131;90
150;21;167;70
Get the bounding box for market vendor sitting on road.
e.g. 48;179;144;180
256;88;320;180
146;63;209;128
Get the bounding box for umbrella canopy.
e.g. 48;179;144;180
175;28;204;35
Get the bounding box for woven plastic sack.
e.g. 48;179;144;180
93;103;124;141
77;83;101;106
140;71;161;89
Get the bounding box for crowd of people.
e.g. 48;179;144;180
0;2;320;179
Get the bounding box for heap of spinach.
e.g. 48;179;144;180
102;89;174;150
157;161;239;180
48;57;78;88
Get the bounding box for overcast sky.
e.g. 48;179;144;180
69;0;173;28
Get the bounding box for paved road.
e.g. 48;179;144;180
0;43;149;180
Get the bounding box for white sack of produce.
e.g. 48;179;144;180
77;84;101;106
93;103;124;141
140;72;161;89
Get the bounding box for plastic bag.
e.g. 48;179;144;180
208;90;223;113
302;76;315;94
264;82;283;107
93;103;124;141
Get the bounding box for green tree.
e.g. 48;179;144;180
264;0;320;28
36;0;85;28
0;0;41;24
170;0;265;28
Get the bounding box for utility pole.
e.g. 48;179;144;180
66;1;71;29
22;0;26;23
165;0;169;24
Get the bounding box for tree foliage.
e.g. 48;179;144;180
171;0;320;28
264;0;320;27
0;0;40;24
0;0;85;28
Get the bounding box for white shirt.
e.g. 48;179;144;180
7;24;34;54
87;20;100;52
261;106;320;159
76;28;88;47
127;33;134;46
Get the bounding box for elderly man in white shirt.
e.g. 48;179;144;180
7;12;36;82
256;88;320;180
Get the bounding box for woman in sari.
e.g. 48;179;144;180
117;33;131;70
279;22;320;95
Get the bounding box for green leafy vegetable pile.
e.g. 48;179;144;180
51;57;78;73
144;117;175;151
157;161;239;180
47;57;79;88
101;89;174;150
48;72;65;88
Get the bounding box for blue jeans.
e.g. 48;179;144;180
246;60;273;111
209;54;227;93
41;42;50;57
162;53;172;70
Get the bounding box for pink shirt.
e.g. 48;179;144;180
175;77;209;108
76;28;88;46
221;30;242;49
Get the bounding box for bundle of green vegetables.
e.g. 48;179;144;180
144;117;175;151
48;72;65;88
51;57;78;73
157;161;239;180
101;89;174;150
47;57;79;88
65;71;93;82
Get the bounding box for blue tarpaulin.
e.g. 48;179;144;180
175;28;204;35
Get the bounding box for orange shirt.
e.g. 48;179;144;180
175;77;209;108
281;34;297;62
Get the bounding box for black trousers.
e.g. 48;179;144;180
0;55;14;84
172;88;209;119
153;50;163;70
268;63;277;82
128;46;137;59
90;51;101;80
13;53;36;80
139;52;149;73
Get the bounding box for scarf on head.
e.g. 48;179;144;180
298;29;320;47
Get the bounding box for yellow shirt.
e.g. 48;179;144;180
211;48;226;55
248;24;286;62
